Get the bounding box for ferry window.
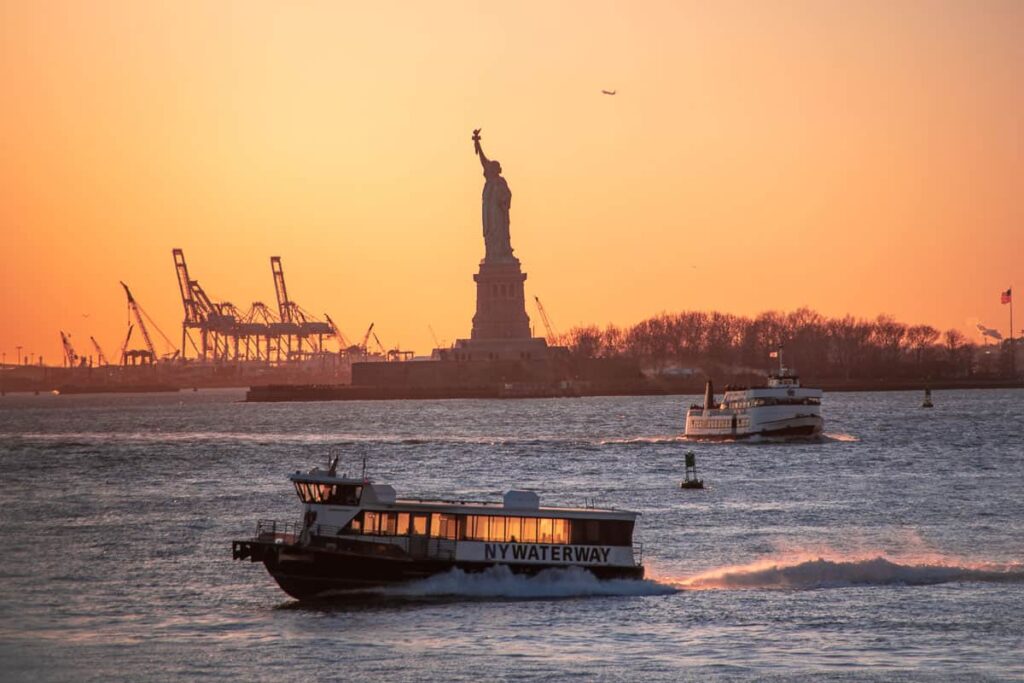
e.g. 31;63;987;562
445;514;459;540
364;511;380;534
520;518;538;543
344;513;362;533
505;517;521;542
318;485;336;502
465;515;489;541
430;513;441;538
464;516;477;539
490;516;506;542
431;514;458;540
396;513;410;536
383;513;398;536
538;518;553;544
412;515;428;536
551;519;570;544
327;485;362;506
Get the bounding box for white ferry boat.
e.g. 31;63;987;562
684;367;824;440
233;461;645;599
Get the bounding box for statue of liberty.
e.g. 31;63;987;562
472;129;514;260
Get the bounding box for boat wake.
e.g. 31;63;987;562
822;432;859;442
596;435;688;446
368;566;677;600
663;553;1024;591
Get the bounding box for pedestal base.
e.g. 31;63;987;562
471;258;532;340
447;336;550;362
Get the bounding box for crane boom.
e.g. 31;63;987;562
120;324;134;364
172;249;202;324
121;281;156;360
371;331;386;355
60;331;79;367
360;323;374;353
324;314;349;348
534;296;559;343
270;256;293;324
90;336;109;366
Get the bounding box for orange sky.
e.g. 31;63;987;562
1;1;1021;364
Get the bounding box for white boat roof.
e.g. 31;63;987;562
290;469;638;520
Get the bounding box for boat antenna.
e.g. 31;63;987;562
328;452;339;476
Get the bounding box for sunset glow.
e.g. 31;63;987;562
2;1;1021;363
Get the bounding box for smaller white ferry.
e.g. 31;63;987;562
685;358;824;440
233;460;645;599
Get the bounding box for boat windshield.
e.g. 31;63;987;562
294;482;362;505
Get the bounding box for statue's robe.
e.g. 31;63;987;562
482;173;513;260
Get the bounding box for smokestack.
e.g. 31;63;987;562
704;379;715;413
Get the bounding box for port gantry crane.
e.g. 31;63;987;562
174;248;208;361
534;296;560;344
236;302;276;362
270;256;332;362
171;249;341;366
173;248;238;363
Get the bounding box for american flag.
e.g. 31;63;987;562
1001;288;1012;305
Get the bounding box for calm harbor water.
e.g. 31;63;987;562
1;388;1022;681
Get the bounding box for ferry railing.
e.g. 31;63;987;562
256;518;302;544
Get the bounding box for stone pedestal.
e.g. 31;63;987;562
444;256;549;362
471;257;531;339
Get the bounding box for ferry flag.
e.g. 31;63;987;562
1002;288;1012;304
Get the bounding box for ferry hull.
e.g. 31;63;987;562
234;540;644;600
685;414;824;441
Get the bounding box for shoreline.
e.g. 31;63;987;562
242;379;1024;403
2;378;1020;399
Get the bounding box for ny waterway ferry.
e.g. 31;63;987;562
232;462;645;599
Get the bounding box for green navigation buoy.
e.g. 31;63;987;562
680;450;704;489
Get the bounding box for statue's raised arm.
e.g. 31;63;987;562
472;128;490;169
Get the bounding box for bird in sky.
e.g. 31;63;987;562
601;89;616;95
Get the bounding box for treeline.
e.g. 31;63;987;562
560;308;1013;381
